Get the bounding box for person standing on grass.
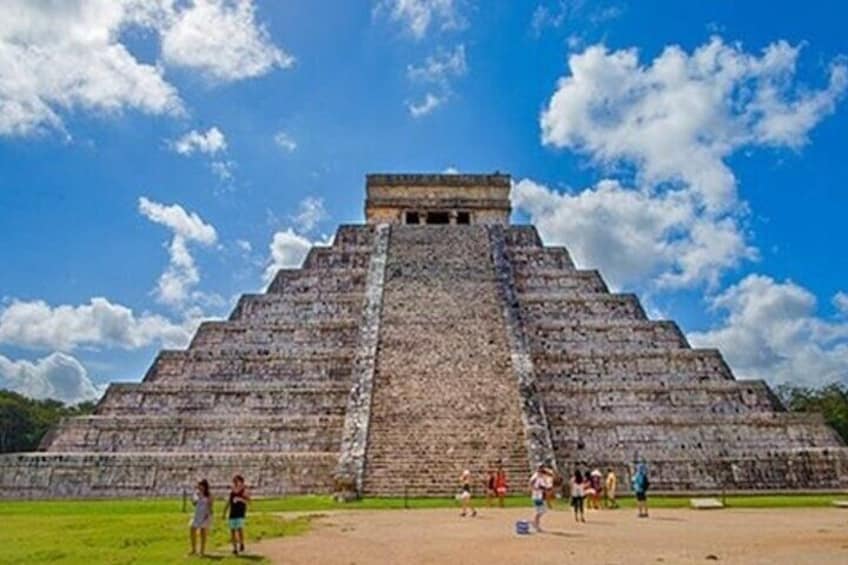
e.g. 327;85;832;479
485;469;497;507
222;474;251;555
528;464;550;532
632;463;650;518
459;469;477;517
589;469;603;510
189;479;213;556
570;470;586;522
604;468;618;508
494;462;509;508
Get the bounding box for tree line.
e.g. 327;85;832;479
0;390;95;453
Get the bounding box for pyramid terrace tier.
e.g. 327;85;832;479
45;414;344;453
189;320;359;348
535;348;734;382
564;448;848;492
537;380;784;417
228;293;365;323
0;452;337;498
512;268;609;294
519;293;648;321
143;349;355;383
95;382;350;416
266;268;368;295
527;320;689;352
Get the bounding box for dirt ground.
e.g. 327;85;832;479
257;505;848;564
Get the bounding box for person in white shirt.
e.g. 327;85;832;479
528;464;552;532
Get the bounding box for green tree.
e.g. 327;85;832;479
776;383;848;444
0;390;95;453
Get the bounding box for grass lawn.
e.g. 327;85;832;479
0;493;844;564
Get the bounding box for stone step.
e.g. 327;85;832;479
267;268;367;294
228;293;363;322
528;320;688;351
144;349;354;383
302;248;371;269
506;247;575;270
502;226;543;248
96;382;350;415
535;348;733;382
0;452;337;498
47;415;344;453
190;321;358;348
513;269;607;293
520;293;647;320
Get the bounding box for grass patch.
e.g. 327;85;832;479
0;499;311;564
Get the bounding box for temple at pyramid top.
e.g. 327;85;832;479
365;173;512;225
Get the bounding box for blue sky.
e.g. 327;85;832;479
1;0;847;403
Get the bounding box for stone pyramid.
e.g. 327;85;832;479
2;173;846;499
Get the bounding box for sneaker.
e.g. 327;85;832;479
239;543;245;552
471;510;477;517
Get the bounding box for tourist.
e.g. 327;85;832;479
581;470;595;510
189;479;213;556
529;464;550;532
632;463;650;518
589;469;603;510
604;468;618;508
459;469;477;517
570;470;586;522
222;474;251;555
494;462;509;508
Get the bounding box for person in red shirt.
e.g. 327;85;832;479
494;462;508;508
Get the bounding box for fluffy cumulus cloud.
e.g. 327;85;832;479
0;0;290;137
0;352;102;405
0;297;192;351
374;0;464;39
138;197;218;306
171;126;227;155
834;292;848;317
518;38;847;290
540;37;847;212
160;0;292;81
264;229;316;282
689;275;848;387
513;178;756;289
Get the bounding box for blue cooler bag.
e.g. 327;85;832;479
515;520;530;535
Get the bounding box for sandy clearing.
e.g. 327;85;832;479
257;506;848;564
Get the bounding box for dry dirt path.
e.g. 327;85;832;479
257;506;848;564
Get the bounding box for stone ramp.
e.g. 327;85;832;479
361;226;531;496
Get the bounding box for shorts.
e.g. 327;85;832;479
496;486;507;496
460;491;471;501
228;517;246;530
635;491;647;502
570;496;584;509
533;498;546;514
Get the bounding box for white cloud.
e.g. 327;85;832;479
689;275;848;387
264;228;318;282
408;92;444;117
274;131;297;152
406;44;466;117
0;297;192;351
291;197;327;233
834;291;848;316
0;0;289;137
513;178;756;290
0;352;102;405
235;239;252;253
138;197;218;306
407;44;467;84
161;0;293;81
171;127;227;155
540;38;847;213
374;0;464;39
